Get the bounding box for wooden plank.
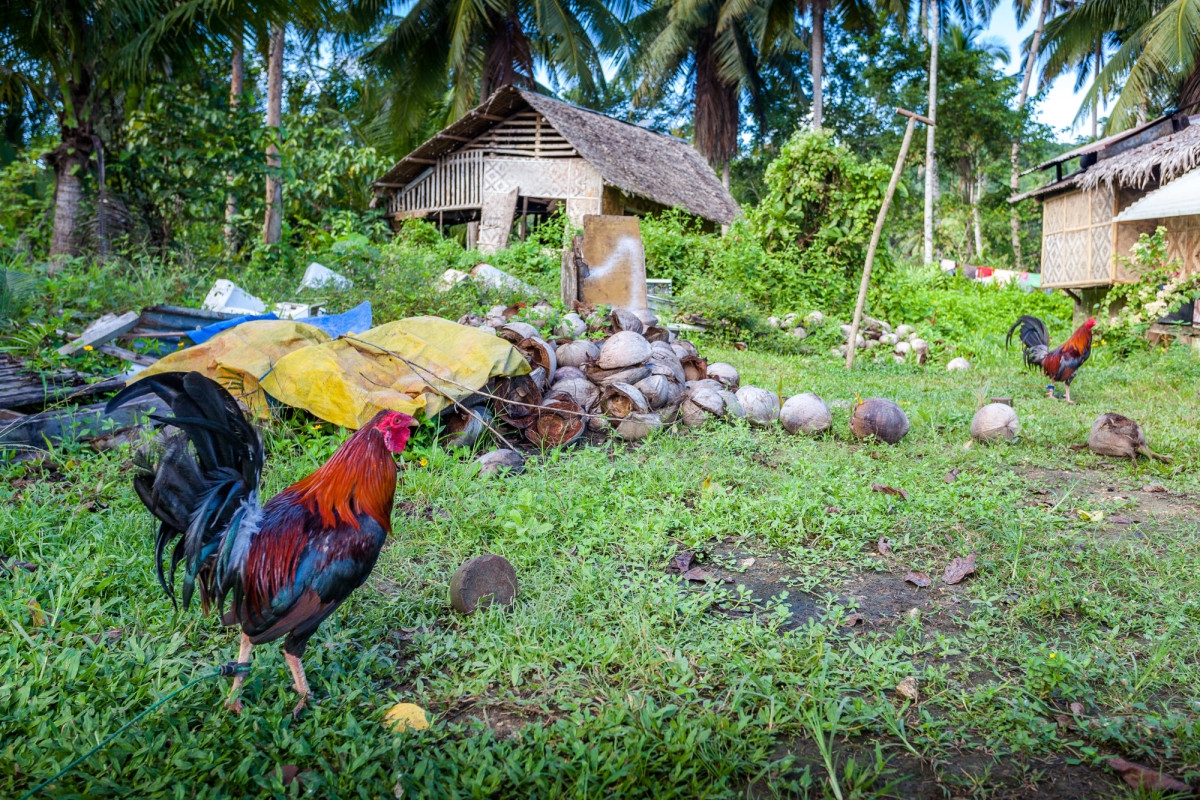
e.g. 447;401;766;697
0;393;163;449
477;187;520;254
58;311;140;356
0;375;126;409
95;343;156;367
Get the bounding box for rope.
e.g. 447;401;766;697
18;662;249;800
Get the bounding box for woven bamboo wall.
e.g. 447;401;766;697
1040;186;1115;288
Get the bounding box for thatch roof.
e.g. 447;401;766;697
372;86;740;225
1010;114;1200;203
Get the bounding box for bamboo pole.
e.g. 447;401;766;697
845;108;933;369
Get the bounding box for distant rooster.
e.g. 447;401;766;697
108;372;415;716
1005;315;1096;404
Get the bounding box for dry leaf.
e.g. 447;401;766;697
738;557;756;568
28;600;46;627
841;613;865;627
1143;484;1167;493
877;537;893;556
277;765;305;786
871;483;909;501
1054;714;1073;729
904;571;932;588
670;552;694;574
1077;509;1104;522
1069;701;1084;715
1109;516;1133;525
680;567;723;583
943;553;977;585
1107;757;1193;793
0;556;38;575
384;703;430;733
895;676;919;701
944;469;961;483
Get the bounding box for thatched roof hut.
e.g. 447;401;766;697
371;86;739;252
1010;112;1200;295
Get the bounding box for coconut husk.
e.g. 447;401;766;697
552;366;587;383
610;308;644;334
643;325;670;342
493;374;543;428
584;362;650;386
735;385;780;426
597;330;652;369
550;376;600;409
1087;413;1171;462
476;449;525;477
498;321;539;344
680;355;708;382
685;378;723;394
457;314;485;327
970;403;1019;443
648;357;686;385
707;362;739;389
614;412;662;440
633;374;672;408
517;337;557;376
780;393;831;435
850;398;909;444
601;382;650;419
440;405;492;449
673;340;700;358
526;390;585;448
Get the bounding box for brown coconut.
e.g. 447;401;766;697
497;321;539;344
526;390;586;448
493;374;543;428
609;308;644;334
734;385;780;426
601;382;650;419
780;393;831;435
850;398;910;444
1087;413;1171;462
517;337;557;376
597;330;652;369
680;355;708;382
556;339;600;368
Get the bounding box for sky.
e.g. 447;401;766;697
982;5;1105;141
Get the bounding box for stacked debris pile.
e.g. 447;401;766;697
448;303;757;454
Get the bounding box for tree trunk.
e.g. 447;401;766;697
263;24;284;246
1091;41;1100;139
49;152;87;268
972;172;984;259
1008;0;1047;271
811;0;825;129
692;25;739;170
226;36;244;254
922;0;938;266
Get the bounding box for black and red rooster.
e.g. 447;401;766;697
108;371;415;716
1006;315;1095;404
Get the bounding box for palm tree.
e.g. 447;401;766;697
1039;0;1197;134
263;23;285;245
0;0;290;265
361;0;629;152
633;0;767;183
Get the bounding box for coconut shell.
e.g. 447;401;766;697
970;403;1019;443
780;393;831;435
686;378;724;394
555;313;587;338
633;374;672;408
614;412;662;440
648;358;686;385
680;355;708;382
517;337;557;376
643;325;670;342
601;382;650;419
946;357;971;372
1087;413;1171;462
610;308;644;334
441;405;492;449
556;339;600;368
526;367;548;391
457;314;484;327
597;330;652;369
493;374;543;427
497;321;539;344
707;362;740;389
476;449;525;477
584;363;651;387
553;366;586;383
550;376;600;409
526;390;586;448
632;308;659;327
718;390;745;418
735;385;780;426
850;398;909;444
673;340;700;358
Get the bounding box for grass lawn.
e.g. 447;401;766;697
2;336;1199;798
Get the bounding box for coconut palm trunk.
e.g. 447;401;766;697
47;75;94;270
1091;41;1100;138
922;0;938;266
226;36;244;254
1009;0;1048;270
811;0;826;128
263;24;284;246
972;172;984;258
692;25;739;173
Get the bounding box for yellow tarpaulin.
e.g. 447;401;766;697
259;316;530;429
132;320;332;417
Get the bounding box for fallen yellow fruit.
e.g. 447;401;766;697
384;703;430;732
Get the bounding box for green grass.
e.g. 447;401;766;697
3;337;1199;799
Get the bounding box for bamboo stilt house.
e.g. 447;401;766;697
370;86;740;253
1011;111;1200;301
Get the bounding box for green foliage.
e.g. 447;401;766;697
1101;227;1200;353
0;156;52;254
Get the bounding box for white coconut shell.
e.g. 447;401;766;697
555;313;587;338
780;393;831;435
557;339;600;368
648;358;686;385
707;362;740;388
673;340;700;358
614;412;662;440
910;337;929;354
790;326;808;339
686;378;724;394
893;341;912;355
498;321;539;343
895;324;914;339
804;311;825;326
767;316;781;329
946;357;971;372
551;377;600;409
971;403;1019;443
735;386;780;426
476;449;525;477
486;304;508;318
553;366;586;383
598;330;652;369
631;308;659;327
718;389;745;418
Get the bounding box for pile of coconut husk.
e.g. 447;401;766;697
443;303;772;462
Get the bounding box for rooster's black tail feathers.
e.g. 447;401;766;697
1006;315;1050;367
107;372;262;608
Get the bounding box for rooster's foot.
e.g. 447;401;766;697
225;698;245;714
291;693;309;720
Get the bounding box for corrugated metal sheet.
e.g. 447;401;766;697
1115;167;1200;221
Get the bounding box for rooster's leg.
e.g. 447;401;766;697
284;652;310;719
1064;385;1074;404
225;633;253;714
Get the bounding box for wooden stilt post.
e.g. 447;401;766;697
846;108;934;369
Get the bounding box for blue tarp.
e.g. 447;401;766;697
185;301;373;344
